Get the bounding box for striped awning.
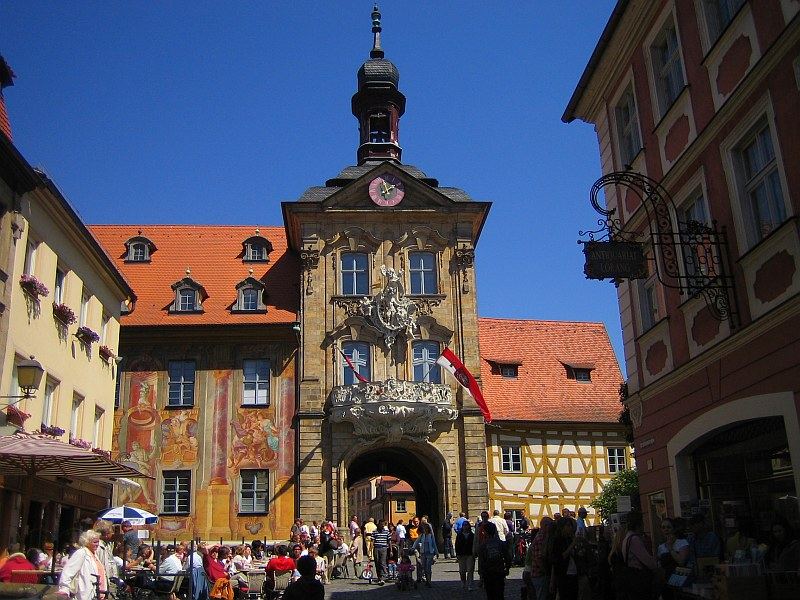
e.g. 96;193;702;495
0;431;151;481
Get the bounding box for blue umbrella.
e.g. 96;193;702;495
97;504;158;525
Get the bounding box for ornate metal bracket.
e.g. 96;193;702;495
578;171;738;326
300;248;320;295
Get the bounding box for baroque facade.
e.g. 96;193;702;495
81;8;629;540
564;0;800;542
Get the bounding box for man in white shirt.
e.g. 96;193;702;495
395;520;407;547
489;509;509;542
156;545;183;591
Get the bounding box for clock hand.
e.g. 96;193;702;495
380;182;396;198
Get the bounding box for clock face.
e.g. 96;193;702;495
369;173;405;207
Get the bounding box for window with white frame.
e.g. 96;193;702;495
615;86;642;166
396;498;406;512
24;240;38;276
341;341;370;385
54;268;66;304
130;242;148;262
168;360;195;407
412;341;441;383
70;394;83;441
501;446;522;473
650;20;685;117
607;447;627;473
637;244;660;332
178;288;196;311
239;469;269;513
42;380;57;427
242;288;259;310
162;470;191;514
242;359;270;406
341;253;369;295
409;252;437;295
245;242;268;262
734;121;787;248
701;0;746;45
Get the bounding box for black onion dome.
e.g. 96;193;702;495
357;57;400;90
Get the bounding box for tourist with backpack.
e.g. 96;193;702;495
478;521;510;600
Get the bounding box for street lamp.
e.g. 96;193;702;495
0;355;44;406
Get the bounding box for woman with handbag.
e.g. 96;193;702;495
621;511;659;600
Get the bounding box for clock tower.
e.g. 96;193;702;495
283;6;491;527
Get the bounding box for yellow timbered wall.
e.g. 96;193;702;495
486;424;631;526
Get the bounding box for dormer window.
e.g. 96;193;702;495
124;235;157;263
500;365;518;379
169;276;206;313
562;361;594;383
232;277;267;313
242;234;273;263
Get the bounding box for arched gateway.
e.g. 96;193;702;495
283;7;491;525
340;443;447;527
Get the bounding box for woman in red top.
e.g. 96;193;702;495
0;547;38;584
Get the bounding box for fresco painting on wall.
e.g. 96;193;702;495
161;409;199;465
229;409;279;470
120;371;160;509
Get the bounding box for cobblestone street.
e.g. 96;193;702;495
323;561;525;600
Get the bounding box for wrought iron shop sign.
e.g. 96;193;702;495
583;241;646;280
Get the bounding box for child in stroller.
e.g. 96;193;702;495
396;552;415;591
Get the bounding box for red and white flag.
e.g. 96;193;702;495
436;347;491;423
339;348;369;383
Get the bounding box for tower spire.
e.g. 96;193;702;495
370;5;384;59
352;5;406;164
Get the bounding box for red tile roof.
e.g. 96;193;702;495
385;480;414;494
477;317;623;423
90;225;299;326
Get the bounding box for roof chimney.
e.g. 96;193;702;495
0;56;16;141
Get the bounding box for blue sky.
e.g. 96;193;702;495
4;1;624;370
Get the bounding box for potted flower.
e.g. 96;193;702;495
75;325;100;345
52;302;77;325
19;274;49;301
40;423;66;437
69;437;92;449
99;345;115;361
5;405;30;428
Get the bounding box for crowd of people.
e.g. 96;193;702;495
3;506;798;600
520;510;800;600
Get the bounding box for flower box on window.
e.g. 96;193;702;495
99;345;115;361
5;405;30;428
92;447;111;459
40;423;65;437
75;326;100;344
69;437;92;449
52;302;77;325
19;274;49;300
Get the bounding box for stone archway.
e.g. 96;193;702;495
338;441;448;531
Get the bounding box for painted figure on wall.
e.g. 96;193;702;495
229;410;279;470
161;410;199;465
121;372;160;508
